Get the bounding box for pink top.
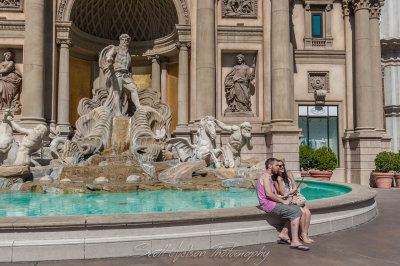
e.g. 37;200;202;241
256;175;277;212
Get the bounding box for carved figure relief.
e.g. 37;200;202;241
222;0;258;18
224;54;255;116
0;51;22;113
0;110;14;165
308;71;329;105
0;0;23;12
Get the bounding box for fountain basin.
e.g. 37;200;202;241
0;181;376;262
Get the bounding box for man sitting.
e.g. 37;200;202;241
256;157;310;251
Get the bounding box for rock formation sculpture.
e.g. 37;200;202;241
0;50;22;113
167;116;222;168
6;113;48;166
224;54;255;115
99;33;141;117
0;109;13;165
215;119;253;168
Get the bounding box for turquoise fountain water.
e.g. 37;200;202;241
0;181;350;217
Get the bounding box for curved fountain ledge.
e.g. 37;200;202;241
0;181;376;262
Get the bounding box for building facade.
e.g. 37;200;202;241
381;0;400;153
0;0;390;185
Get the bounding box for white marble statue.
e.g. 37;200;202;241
99;34;141;116
167;116;222;168
0;109;13;165
6;114;48;166
214;119;253;168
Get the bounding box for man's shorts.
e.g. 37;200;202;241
271;203;302;221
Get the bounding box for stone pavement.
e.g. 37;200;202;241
1;189;400;266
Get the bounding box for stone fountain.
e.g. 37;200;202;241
0;34;262;194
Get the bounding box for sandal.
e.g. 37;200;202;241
277;238;291;245
290;245;310;251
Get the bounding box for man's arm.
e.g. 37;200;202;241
262;174;289;204
105;47;117;65
214;119;234;132
8;118;31;135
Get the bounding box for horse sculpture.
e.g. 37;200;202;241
167;116;222;168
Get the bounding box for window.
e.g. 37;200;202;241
312;13;323;38
299;105;339;164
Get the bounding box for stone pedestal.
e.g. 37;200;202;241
343;131;383;186
266;125;301;174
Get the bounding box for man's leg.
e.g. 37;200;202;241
124;80;141;109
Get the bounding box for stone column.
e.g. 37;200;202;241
196;0;215;119
370;1;384;132
149;55;161;92
176;42;190;131
56;38;72;135
304;3;312;48
268;0;300;173
161;62;168;103
20;0;46;126
271;0;293;125
353;0;374;131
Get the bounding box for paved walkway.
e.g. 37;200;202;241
2;189;400;266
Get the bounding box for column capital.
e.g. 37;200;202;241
352;0;370;11
325;4;332;12
147;54;160;63
56;38;72;47
369;0;384;19
175;41;191;50
342;0;352;16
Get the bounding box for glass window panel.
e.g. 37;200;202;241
308;106;328;116
299;106;308;116
328;106;338;117
308;118;328;150
312;14;323;37
329;117;339;164
299;116;308;145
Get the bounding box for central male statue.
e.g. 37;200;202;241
99;34;141;116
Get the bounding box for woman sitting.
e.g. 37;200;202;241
274;159;314;244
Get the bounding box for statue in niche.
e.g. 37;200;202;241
0;50;22;113
224;54;255;116
6;112;48;166
214;119;253;168
99;34;141;117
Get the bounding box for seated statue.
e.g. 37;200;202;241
0;50;22;113
0;109;13;165
6;114;48;166
214;119;253;168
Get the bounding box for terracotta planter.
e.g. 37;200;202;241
394;173;400;188
301;170;311;177
373;172;394;189
309;170;333;181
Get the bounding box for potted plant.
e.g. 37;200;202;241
373;151;395;189
299;145;314;177
309;146;337;181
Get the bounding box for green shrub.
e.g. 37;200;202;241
394;153;400;172
375;151;397;172
312;146;337;171
299;145;314;170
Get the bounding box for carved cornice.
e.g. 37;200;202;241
0;20;24;31
0;0;23;12
352;0;370;11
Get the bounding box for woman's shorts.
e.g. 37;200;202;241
271;203;302;221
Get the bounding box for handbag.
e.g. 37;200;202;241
295;191;306;207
